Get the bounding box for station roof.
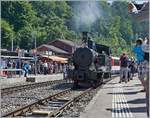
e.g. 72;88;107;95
59;39;77;47
48;39;78;47
37;44;69;54
40;55;68;63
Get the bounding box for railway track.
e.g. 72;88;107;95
2;88;71;117
2;74;117;96
2;84;101;117
1;80;64;96
2;75;118;117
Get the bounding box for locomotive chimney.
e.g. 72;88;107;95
82;32;88;43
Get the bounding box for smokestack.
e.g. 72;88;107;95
82;32;88;43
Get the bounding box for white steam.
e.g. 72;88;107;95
72;1;102;31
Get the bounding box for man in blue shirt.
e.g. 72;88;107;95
133;39;145;62
23;62;29;77
133;39;146;92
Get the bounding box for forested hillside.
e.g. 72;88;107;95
1;1;149;56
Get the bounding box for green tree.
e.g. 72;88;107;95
109;16;122;40
1;19;15;49
2;1;37;32
120;19;133;42
17;26;33;49
1;1;149;55
31;1;74;42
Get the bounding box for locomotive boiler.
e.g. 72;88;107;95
68;32;111;88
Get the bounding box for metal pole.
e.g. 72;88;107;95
11;39;13;52
34;34;37;75
18;49;21;77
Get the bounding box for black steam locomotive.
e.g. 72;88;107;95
68;32;111;88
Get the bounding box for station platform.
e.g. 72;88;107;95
80;76;147;118
0;73;63;88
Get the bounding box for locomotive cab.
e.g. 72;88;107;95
94;54;111;79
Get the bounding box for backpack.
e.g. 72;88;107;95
121;57;128;67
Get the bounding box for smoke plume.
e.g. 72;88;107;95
72;1;102;32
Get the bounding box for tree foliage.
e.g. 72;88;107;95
1;1;149;57
1;19;15;49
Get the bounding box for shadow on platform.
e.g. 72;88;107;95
102;86;120;89
123;83;142;88
106;106;146;113
124;88;134;90
107;91;138;95
130;106;146;113
127;98;146;104
115;98;146;105
107;82;117;85
134;84;142;86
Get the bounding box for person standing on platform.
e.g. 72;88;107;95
142;37;149;117
119;53;129;83
43;60;48;75
63;64;67;80
128;59;135;80
23;62;29;77
133;39;146;92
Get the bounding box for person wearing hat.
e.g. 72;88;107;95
133;38;146;92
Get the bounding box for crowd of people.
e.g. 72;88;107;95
27;60;66;75
3;59;68;78
119;37;149;117
23;60;69;77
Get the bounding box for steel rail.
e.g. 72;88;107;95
49;87;93;117
2;88;71;117
1;80;63;95
50;75;118;117
2;75;119;117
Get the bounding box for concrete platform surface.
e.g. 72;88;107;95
80;76;147;118
0;73;63;88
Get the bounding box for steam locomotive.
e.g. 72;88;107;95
68;32;112;88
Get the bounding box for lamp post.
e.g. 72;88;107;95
17;48;21;77
11;38;13;52
32;30;37;75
